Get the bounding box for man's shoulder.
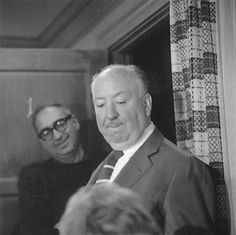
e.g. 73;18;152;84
19;159;52;179
150;136;208;169
80;153;102;169
140;137;213;195
17;159;54;192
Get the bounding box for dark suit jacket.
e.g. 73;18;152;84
88;128;216;235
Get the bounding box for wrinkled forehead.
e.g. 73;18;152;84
35;107;68;131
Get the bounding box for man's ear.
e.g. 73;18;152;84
143;93;152;116
71;114;80;130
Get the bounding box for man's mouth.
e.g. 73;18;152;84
56;138;68;147
107;123;123;128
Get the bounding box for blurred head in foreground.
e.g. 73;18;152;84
58;183;161;235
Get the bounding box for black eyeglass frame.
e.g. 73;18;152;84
37;114;72;141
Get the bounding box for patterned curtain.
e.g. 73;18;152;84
169;0;229;234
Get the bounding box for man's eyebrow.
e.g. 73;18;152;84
115;91;129;97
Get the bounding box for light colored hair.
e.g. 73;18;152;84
58;183;161;235
91;64;150;96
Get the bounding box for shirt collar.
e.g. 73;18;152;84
123;122;155;158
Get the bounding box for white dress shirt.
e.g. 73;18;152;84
109;122;155;182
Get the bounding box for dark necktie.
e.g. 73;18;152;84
96;150;123;184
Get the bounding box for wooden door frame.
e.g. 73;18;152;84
107;3;169;62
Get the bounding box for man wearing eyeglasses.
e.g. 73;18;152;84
15;104;100;235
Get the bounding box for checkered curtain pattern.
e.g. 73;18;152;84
169;0;229;233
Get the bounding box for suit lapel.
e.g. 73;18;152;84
114;128;164;187
87;160;106;185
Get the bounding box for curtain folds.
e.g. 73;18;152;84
169;0;229;233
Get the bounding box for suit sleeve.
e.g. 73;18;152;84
16;167;58;235
163;157;216;235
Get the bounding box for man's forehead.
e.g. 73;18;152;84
35;107;66;127
38;106;66;117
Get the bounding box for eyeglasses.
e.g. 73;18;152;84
38;114;72;141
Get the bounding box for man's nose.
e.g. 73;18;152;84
52;129;63;140
106;103;118;120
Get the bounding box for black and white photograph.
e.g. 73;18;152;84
0;1;234;235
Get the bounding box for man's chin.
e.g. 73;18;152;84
53;151;75;163
54;145;74;159
57;139;70;149
108;139;130;151
104;133;132;150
